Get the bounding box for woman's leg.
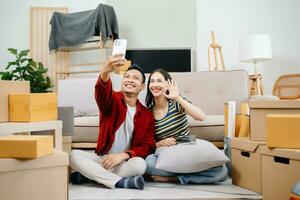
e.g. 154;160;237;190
177;164;228;185
146;154;227;185
145;154;178;177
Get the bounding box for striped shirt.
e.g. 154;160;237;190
154;98;191;142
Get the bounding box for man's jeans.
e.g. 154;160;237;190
145;154;228;185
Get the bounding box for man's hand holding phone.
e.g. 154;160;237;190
100;39;127;82
103;54;126;73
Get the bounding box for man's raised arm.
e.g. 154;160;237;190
95;55;126;112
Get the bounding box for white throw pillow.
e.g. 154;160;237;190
156;139;229;173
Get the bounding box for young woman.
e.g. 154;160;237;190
145;68;228;184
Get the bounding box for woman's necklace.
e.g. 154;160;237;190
153;103;168;119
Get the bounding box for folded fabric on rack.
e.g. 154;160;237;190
49;3;119;51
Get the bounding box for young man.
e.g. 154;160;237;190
70;54;155;190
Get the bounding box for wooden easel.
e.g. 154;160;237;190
208;31;225;71
249;74;264;96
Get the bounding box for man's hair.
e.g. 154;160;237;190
125;64;146;83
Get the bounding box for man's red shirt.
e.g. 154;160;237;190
94;77;155;158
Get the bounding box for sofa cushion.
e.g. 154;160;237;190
73;126;99;142
190;126;224;142
73;117;99;142
72;116;225;142
74;116;99;127
188;115;224;126
156;139;229;173
74;115;224;127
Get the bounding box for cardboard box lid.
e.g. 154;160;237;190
0;80;30;86
267;114;300;119
249;100;300;109
231;137;265;152
0;150;68;173
0;135;52;141
261;146;300;160
9;92;57;99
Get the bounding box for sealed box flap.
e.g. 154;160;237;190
231;137;265;152
267;114;300;119
0;150;68;173
0;135;52;141
9;93;31;98
249;100;300;109
262;146;300;160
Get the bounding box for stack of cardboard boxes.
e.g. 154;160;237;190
0;80;69;200
0;80;58;122
231;100;300;200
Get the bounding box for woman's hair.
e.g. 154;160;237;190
145;68;173;109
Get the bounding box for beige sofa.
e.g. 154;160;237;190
58;70;249;147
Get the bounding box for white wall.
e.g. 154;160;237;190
106;0;197;49
197;0;300;94
1;0;300;94
106;0;197;69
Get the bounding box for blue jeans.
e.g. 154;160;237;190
145;154;228;185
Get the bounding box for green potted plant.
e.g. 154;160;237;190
0;48;52;93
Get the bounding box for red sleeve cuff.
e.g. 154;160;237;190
125;150;136;158
98;75;111;86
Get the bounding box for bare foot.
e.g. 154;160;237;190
151;175;178;183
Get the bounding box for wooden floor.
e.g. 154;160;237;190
69;179;262;200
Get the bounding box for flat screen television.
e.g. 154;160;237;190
125;48;192;73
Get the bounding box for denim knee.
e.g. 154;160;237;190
145;154;157;174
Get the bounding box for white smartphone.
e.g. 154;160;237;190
112;39;127;58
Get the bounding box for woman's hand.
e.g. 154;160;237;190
163;79;206;121
163;79;180;101
156;137;176;147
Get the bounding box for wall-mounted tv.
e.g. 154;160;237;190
125;48;192;73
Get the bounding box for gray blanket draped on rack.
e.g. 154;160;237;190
49;4;119;51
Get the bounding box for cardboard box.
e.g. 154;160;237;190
0;81;30;122
0;135;53;159
9;93;58;122
267;114;300;148
0;150;68;200
262;146;300;200
231;137;265;193
249;100;300;141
